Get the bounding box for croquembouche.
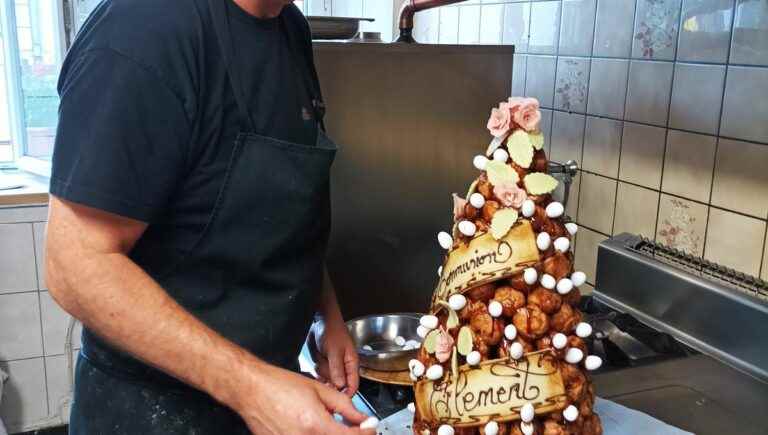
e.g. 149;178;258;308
409;97;603;435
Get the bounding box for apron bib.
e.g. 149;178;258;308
70;1;337;433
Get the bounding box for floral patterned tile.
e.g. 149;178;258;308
554;57;590;113
656;194;708;257
633;0;683;60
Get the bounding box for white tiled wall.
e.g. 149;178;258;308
0;205;76;433
416;0;768;285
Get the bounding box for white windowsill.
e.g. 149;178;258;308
0;168;49;206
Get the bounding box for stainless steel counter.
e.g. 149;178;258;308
593;354;768;435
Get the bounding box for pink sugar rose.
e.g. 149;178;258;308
435;327;455;363
507;97;541;132
453;194;467;221
486;103;512;138
494;181;528;209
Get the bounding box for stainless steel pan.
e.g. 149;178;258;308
346;313;423;371
307;16;374;40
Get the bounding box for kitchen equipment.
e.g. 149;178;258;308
595;234;768;382
548;160;578;209
307;16;374;40
314;41;514;320
347;313;422;371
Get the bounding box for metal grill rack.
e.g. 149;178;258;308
625;237;768;302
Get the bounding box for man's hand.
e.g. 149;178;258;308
311;317;360;396
234;363;373;435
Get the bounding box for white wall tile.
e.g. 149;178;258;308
550;111;586;165
587;59;629;118
669;63;726;135
0;223;37;294
705;209;765;276
45;353;78;425
554;57;590;113
458;5;481;44
593;0;637;57
625;60;674;126
480;4;504;44
512;54;528;96
0;292;43;361
583;117;623;178
711;138;768;218
720;66;768;144
632;0;682;60
678;0;734;63
574;226;608;286
577;172;617;234
439;6;459;44
730;0;768;66
361;0;394;42
0;206;48;225
529;1;562;54
503;2;531;52
540;109;554;153
33;222;46;291
614;182;660;238
559;0;597;56
662;130;717;202
332;0;362;17
0;358;48;432
413;8;439;44
525;55;557;108
619;122;666;189
40;292;82;357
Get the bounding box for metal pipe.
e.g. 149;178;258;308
396;0;467;43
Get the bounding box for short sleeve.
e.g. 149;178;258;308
50;48;192;223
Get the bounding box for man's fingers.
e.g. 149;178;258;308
328;350;347;390
344;347;360;396
316;384;368;425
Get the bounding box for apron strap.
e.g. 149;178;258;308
208;0;326;132
208;0;257;133
280;14;327;131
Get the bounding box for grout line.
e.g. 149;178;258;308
576;222;612;239
701;0;738;259
536;106;768;147
0;289;41;296
760;224;767;280
652;128;669;243
610;122;626;236
575;167;768;223
31;222;52;415
653;0;686;243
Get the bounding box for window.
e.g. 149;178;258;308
0;0;66;174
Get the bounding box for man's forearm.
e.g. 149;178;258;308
319;266;344;324
48;245;262;410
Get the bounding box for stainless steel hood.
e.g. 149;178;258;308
313;42;514;319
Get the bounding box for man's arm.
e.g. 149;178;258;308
46;196;372;435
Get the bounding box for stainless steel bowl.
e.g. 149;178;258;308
347;313;423;371
307;16;375;40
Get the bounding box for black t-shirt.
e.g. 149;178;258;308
51;0;318;228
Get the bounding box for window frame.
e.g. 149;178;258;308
0;0;68;175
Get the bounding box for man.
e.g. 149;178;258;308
46;0;372;433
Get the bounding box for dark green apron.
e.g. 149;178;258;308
70;0;336;432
